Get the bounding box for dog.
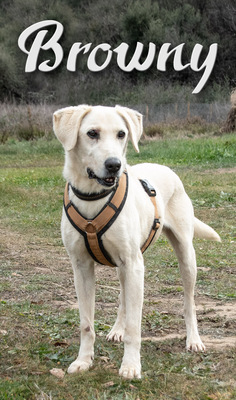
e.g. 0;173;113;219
53;105;221;379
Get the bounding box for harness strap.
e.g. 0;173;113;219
141;195;160;252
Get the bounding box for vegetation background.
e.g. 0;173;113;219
0;0;235;105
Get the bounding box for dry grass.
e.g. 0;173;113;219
0;103;57;143
0;102;233;144
144;116;220;140
34;386;53;400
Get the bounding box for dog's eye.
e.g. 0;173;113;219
87;129;100;139
117;131;126;139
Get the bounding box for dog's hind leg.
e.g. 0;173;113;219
67;258;96;374
163;224;205;352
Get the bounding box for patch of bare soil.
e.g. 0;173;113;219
1;227;235;351
141;296;236;350
142;334;236;350
0;227;74;306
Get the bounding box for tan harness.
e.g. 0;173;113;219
64;171;160;267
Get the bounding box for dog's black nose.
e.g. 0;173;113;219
105;157;121;174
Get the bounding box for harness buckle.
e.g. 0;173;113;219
140;179;156;197
85;221;97;233
153;218;160;230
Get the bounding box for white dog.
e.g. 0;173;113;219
53;105;220;379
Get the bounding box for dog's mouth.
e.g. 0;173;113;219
87;168;118;187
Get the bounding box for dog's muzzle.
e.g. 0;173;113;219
87;157;121;187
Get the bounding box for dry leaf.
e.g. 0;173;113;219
49;368;65;379
53;341;69;347
102;381;114;388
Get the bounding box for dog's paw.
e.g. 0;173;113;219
106;327;124;343
67;358;92;374
186;337;206;352
119;363;141;379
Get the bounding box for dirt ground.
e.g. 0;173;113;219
1;226;236;352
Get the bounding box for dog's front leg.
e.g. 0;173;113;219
119;253;144;379
107;267;126;342
68;259;95;374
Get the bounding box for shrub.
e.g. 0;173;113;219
144;123;164;138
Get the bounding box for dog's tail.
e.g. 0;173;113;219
194;217;221;242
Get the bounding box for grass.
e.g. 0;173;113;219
0;132;236;399
131;134;236;169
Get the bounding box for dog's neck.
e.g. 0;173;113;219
64;166;117;200
70;183;116;201
63;167;119;220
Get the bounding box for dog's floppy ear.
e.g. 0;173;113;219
53;105;91;151
115;106;143;153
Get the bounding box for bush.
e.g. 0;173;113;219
144;123;164;138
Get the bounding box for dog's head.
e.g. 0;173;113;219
53;105;143;190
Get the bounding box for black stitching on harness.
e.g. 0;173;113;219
108;203;118;212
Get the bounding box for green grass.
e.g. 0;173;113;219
1;134;235;239
1;134;235;169
129;134;236;169
0;138;64;167
0;133;236;400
